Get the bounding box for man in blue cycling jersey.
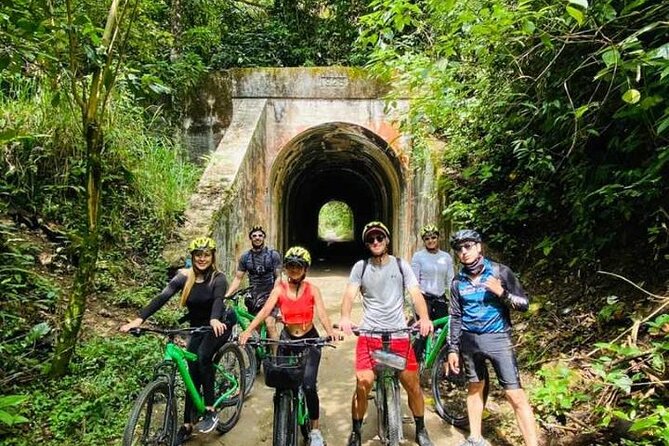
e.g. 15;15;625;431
447;229;539;446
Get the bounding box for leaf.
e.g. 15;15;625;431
651;43;669;60
0;395;27;408
568;0;589;8
602;48;620;67
622;89;641;104
566;6;585;25
574;104;589;119
657;116;669;135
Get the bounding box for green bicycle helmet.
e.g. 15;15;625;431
284;246;311;268
361;221;390;242
188;236;216;253
420;224;440;239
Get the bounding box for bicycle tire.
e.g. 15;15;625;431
122;378;177;446
431;346;489;429
213;343;246;433
273;391;295;446
242;343;257;398
384;378;402;446
374;380;387;444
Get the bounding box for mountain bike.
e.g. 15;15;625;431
347;326;413;446
228;286;274;398
409;315;489;429
247;336;333;446
122;326;245;446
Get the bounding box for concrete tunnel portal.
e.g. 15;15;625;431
270;122;405;267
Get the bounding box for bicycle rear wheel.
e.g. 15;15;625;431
431;346;489;429
122;378;177;446
213;343;246;433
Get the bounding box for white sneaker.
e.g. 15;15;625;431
309;429;325;446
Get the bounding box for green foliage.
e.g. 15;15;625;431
359;0;669;272
0;395;29;428
1;334;162;445
531;362;589;421
318;200;354;240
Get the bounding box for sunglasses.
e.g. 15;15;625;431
251;233;265;239
365;234;386;244
455;241;477;252
423;235;438;241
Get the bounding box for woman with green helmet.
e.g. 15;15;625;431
120;236;236;444
239;246;337;446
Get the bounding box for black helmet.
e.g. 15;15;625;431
449;229;482;249
248;225;266;239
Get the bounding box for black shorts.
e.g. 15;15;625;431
460;331;522;390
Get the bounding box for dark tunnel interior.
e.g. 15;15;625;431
271;122;404;267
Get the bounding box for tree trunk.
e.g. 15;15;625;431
50;123;102;377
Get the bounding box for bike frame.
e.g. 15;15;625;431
375;334;406;444
422;315;450;369
230;289;270;359
158;338;239;415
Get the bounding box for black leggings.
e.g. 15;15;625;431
279;327;322;421
184;329;231;423
413;293;448;361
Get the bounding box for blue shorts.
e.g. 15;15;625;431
460;331;522;390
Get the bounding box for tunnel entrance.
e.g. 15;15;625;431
270;122;405;267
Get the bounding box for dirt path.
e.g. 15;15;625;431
190;265;468;446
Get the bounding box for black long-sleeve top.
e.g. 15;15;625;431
138;270;229;327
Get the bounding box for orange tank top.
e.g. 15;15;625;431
277;281;315;325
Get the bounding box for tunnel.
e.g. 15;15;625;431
270;122;405;267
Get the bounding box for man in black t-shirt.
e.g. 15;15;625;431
226;225;282;340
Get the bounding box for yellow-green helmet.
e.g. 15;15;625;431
284;246;311;268
188;236;216;253
362;221;390;242
420;224;439;239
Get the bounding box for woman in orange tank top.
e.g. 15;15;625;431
240;246;336;446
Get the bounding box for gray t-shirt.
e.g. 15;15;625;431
349;256;419;331
410;249;454;297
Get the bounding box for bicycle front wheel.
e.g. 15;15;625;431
122;378;177;446
384;378;402;446
273;390;296;446
431;347;489;429
213;343;246;433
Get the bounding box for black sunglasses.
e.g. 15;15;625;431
365;234;386;244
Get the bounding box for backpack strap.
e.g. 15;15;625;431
360;256;405;294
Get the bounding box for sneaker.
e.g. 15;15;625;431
309;429;325;446
174;425;192;445
347;430;361;446
458;437;488;446
196;410;219;433
415;427;433;446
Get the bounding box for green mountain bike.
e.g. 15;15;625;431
410;315;489;429
228;286;273;397
122;326;245;446
247;336;333;446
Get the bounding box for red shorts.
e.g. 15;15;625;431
355;335;418;372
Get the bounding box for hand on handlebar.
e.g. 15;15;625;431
337;317;354;336
120;318;143;333
210;319;227;337
239;330;252;346
417;317;433;337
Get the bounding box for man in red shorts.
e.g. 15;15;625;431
339;221;434;446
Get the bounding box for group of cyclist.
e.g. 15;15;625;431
120;221;539;446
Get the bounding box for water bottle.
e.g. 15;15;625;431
372;350;407;370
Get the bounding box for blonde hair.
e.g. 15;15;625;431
180;252;219;306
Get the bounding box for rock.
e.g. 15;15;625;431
98;308;113;318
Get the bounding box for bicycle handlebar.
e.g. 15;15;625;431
245;336;336;348
227;286;254;301
128;326;213;337
333;324;417;337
